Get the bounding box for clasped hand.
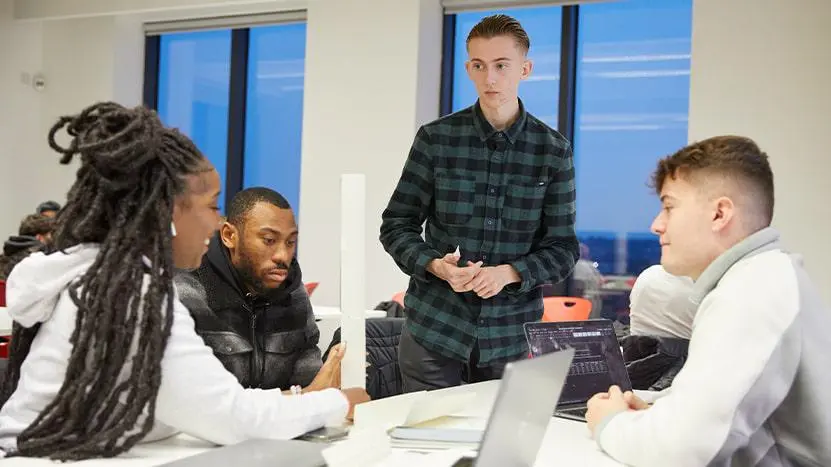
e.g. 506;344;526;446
431;253;513;299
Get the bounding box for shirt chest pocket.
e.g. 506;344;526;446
434;173;476;226
502;178;548;232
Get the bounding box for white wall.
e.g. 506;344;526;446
0;5;145;239
689;0;831;301
298;0;443;306
0;0;43;238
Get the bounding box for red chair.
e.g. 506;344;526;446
542;296;592;322
304;282;319;296
0;280;5;307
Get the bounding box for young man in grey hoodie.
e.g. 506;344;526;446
586;136;831;466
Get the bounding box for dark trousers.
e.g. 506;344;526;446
398;324;509;393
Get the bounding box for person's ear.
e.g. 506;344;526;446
220;222;238;249
711;196;735;233
521;59;533;80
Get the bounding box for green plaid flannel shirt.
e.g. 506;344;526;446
380;100;579;366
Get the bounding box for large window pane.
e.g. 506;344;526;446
451;7;561;128
574;0;692;280
243;23;307;215
157;30;232;212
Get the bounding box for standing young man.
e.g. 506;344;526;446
586;136;831;466
380;14;579;391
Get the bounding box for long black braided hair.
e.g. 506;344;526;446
0;102;210;460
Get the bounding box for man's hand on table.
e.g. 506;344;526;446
586;385;649;438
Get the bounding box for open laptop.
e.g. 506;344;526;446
444;347;576;467
524;319;632;422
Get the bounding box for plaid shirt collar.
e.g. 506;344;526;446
472;97;529;145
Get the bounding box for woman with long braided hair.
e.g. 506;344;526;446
0;102;367;461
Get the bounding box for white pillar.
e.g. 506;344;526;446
340;173;367;389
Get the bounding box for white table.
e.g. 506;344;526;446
312;305;388;352
369;380;623;467
2;381;624;467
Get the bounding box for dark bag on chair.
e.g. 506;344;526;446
622;334;689;391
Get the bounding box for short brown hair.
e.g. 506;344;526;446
651;135;775;225
19;213;55;237
466;14;530;54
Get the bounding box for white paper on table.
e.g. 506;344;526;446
352;389;477;436
403;392;476;427
339;174;367;389
322;429;391;467
352;391;426;433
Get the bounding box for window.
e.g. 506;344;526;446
574;0;692;276
441;0;693;308
451;6;561;128
145;20;307;214
156;30;232;212
243;23;307;215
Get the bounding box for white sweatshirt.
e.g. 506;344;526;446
0;244;348;453
629;264;696;339
597;228;831;466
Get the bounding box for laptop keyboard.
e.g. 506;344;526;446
568;360;609;376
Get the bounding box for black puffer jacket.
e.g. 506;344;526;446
175;234;322;390
324;318;404;400
622;334;689;391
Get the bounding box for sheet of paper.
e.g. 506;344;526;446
404;392;476;427
352;391;427;433
323;429;390;467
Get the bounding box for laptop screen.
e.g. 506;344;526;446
524;320;631;406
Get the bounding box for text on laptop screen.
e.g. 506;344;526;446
525;321;631;405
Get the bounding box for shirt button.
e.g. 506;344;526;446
482;255;488;261
486;218;494;226
479;319;485;325
488;188;496;195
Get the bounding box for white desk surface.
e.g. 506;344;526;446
2;380;623;467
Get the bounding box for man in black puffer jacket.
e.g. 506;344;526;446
175;188;328;391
